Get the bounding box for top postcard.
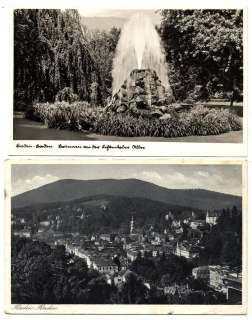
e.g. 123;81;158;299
10;8;247;156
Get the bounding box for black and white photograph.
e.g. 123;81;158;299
0;0;251;318
5;160;247;314
13;9;244;143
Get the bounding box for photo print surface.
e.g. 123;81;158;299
13;9;244;143
5;160;246;314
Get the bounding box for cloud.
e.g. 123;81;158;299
197;171;210;178
141;171;162;181
131;170;188;190
12;174;59;196
132;169;240;195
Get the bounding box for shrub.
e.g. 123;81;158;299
93;106;242;137
55;87;80;103
28;101;97;131
27;102;242;137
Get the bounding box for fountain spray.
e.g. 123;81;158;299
112;12;171;95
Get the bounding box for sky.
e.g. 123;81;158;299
11;164;242;197
78;9;161;25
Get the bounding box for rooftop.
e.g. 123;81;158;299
93;258;118;267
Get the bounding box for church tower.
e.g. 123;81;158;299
130;216;134;234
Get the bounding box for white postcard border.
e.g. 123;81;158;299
4;158;248;314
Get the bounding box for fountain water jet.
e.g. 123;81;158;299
112;12;172;96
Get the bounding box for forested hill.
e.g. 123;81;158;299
12;194;201;234
12;178;242;211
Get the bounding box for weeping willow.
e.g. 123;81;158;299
14;9;100;110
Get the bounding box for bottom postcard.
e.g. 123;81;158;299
4;159;247;314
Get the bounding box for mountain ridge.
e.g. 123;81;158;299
12;178;242;211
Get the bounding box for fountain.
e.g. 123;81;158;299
107;12;174;118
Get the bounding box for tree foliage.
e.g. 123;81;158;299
199;206;242;267
14;9;243;110
85;27;121;103
159;9;243;101
11;236;113;304
14;9;99;110
130;254;194;287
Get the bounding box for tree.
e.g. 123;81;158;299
130;256;158;283
199;206;242;267
159;10;243;102
119;271;149;304
11;237;114;304
86;276;114;303
14;9;99;110
11;238;55;303
85;27;121;103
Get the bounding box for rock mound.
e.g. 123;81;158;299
106;69;175;118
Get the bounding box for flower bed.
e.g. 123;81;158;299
26;102;242;137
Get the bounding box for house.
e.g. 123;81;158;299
92;258;118;274
190;220;205;230
151;239;161;245
164;284;191;296
127;249;139;262
208;265;228;292
97;245;104;251
39;220;50;227
172;220;181;228
65;243;81;255
123;238;134;250
188;228;203;240
192;266;210;282
166;231;175;241
90;235;96;241
163;242;176;255
223;274;242;303
114;235;121;243
149;248;157;257
100;234;111;242
206;211;220;225
37;227;46;233
13;230;31;238
129;233;139;242
192;265;241;299
175;241;200;259
174;226;183;234
66;244;97;268
183;218;190;224
165;211;174;221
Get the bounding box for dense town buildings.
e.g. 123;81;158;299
11;208;242;303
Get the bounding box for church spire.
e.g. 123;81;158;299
130;216;134;234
